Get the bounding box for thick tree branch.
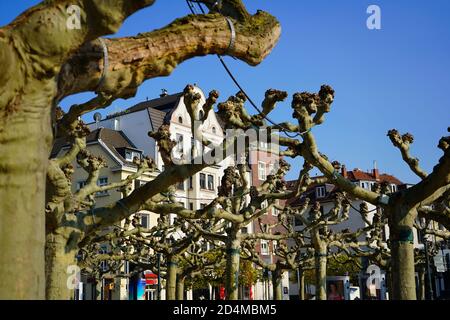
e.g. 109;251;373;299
58;10;281;99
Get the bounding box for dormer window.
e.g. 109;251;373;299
176;134;184;153
199;110;204;120
316;186;326;198
125;150;141;162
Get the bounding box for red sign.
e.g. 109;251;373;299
219;286;225;300
145;273;158;285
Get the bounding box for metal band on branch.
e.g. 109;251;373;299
331;169;340;181
117;200;131;215
397;228;414;244
299;128;312;136
314;252;328;257
378;194;390;205
227;248;240;255
224;17;236;55
96;38;109;91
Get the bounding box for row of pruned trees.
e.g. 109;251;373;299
0;0;448;301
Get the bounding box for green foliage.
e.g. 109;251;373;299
184;252;260;290
304;254;363;285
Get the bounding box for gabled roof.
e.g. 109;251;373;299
147;108;168;131
129;93;183;112
101;93;183;131
51;128;142;165
285;168;404;207
94;128;141;164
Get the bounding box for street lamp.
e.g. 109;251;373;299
157;252;162;300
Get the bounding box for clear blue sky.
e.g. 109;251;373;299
1;1;449;184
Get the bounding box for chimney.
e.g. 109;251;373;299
160;89;168;98
341;165;348;178
373;160;380;180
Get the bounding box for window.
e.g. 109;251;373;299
273;240;278;254
241;227;248;234
178;116;183;124
200;173;206;189
125;150;141;162
190;138;196;159
316;186;326;198
268;163;275;175
177;180;185;190
140;213;150;229
259;141;268;150
258;162;266;181
100;247;108;271
273;201;279;216
189;176;194;189
207;174;215;191
260;240;269;255
294;216;303;227
134;179;145;190
391;184;397;193
97;177;109;196
189;202;194;210
199;110;204;119
176;134;184;153
261;200;268;209
77;181;87;191
212;126;217;134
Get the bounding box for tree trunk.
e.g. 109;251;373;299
389;207;417;300
226;229;241;300
315;251;327;300
45;232;78;300
166;255;178;300
176;276;185;301
391;240;416;300
299;269;306;300
417;267;425;301
0;79;55;299
272;269;283;300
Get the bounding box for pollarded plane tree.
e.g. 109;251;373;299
0;0;281;299
181;159;301;300
217;84;449;300
80;224;227;300
337;201;446;300
81;211;215;300
175;243;227;300
240;221;316;300
286;191;383;300
44;81;295;300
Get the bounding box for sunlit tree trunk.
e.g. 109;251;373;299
226;228;241;300
0;78;55;299
389;206;417;300
176;276;185;301
315;249;327;300
166;255;178;300
272;268;283;300
298;269;306;300
45;232;79;300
